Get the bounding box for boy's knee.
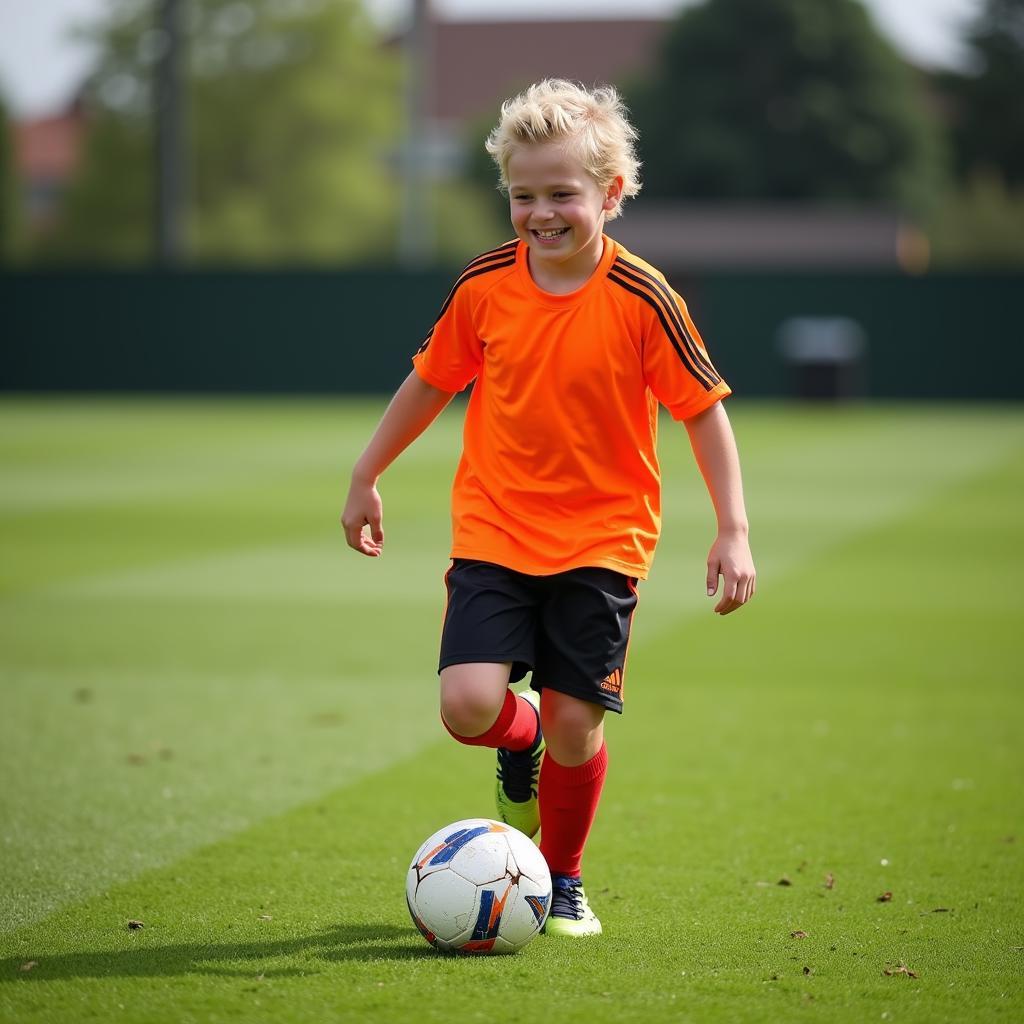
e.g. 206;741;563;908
541;689;605;765
440;677;504;738
439;662;512;738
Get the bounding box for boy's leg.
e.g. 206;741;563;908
532;566;637;937
440;662;534;749
440;663;545;837
436;560;545;836
538;689;607;876
538;690;607;936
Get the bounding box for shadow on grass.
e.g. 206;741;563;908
2;922;437;981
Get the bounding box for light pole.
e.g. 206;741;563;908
398;0;433;267
154;0;187;265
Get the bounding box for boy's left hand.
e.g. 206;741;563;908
706;530;756;615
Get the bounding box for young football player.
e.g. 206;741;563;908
342;79;755;936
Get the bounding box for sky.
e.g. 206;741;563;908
0;0;985;118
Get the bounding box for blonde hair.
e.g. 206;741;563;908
484;79;642;220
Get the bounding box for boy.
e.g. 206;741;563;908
342;79;755;937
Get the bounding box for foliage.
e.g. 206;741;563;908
928;170;1024;267
628;0;945;212
925;0;1024;267
39;0;400;264
933;0;1024;186
431;179;507;262
452;107;515;254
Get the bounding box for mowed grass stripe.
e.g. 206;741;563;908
1;416;1021;1024
1;404;1020;933
0;663;439;935
0;401;1019;1015
0;395;454;600
0;398;376;511
1;456;1020;1023
2;405;1018;933
628;403;1024;633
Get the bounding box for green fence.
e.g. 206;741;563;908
3;268;1021;398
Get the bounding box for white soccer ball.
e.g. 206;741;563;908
406;818;552;954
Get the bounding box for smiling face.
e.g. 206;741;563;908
506;142;623;289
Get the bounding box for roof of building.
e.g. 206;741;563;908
607;204;922;270
425;18;665;123
13;105;86;181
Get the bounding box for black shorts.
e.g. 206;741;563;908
438;559;639;714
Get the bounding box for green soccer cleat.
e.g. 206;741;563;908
543;874;603;937
495;689;544;838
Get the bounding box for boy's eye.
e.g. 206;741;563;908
553;192;574;199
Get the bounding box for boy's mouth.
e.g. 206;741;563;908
532;227;570;240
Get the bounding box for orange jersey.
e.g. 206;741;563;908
412;235;731;579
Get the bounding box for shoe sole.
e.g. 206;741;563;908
543;917;603;937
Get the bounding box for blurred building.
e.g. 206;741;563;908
607;203;924;272
422;16;664;168
9;10;923;271
409;13;915;271
12;97;86;237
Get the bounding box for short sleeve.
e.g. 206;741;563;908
412;274;483;393
642;286;731;420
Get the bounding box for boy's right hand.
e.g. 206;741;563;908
341;479;384;557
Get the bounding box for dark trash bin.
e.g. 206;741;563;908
777;316;867;400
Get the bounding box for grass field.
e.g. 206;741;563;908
1;397;1022;1024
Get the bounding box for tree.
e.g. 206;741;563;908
928;170;1024;266
629;0;945;211
40;0;400;264
935;0;1024;186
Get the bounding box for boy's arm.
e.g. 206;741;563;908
341;370;456;557
683;401;756;615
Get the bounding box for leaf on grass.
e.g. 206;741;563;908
791;930;809;939
259;914;272;921
929;907;952;913
883;962;918;979
803;966;813;975
824;872;835;890
19;961;38;972
877;891;893;902
778;876;793;887
127;920;144;930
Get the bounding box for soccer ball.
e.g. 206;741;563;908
406;818;551;954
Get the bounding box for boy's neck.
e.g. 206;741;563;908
527;234;607;295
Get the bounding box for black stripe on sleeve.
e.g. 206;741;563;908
608;270;720;391
416;246;517;354
464;239;519;272
612;258;720;383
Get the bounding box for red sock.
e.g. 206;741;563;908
443;689;539;751
539;743;608;878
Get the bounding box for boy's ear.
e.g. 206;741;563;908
603;175;625;212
